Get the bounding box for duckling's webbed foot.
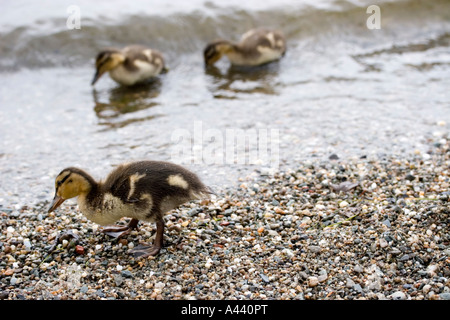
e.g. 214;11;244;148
101;218;139;238
130;244;162;258
130;220;164;258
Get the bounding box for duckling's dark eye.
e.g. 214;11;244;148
57;181;62;186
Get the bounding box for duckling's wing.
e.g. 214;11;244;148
108;175;140;203
240;28;286;54
123;46;165;70
102;165;147;204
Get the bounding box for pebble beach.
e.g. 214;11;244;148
1;135;449;301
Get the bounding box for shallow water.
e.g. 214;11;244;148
0;0;449;208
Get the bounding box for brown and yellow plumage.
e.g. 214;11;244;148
49;161;212;257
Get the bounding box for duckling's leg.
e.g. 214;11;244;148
101;218;139;238
130;220;164;257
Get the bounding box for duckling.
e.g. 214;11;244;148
91;45;168;86
204;28;286;67
48;161;212;257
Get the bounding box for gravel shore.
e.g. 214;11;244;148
1;136;449;301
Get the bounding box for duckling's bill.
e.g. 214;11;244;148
48;195;66;213
91;69;103;85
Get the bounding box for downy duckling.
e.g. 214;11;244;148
48;161;212;257
91;45;167;86
204;28;286;67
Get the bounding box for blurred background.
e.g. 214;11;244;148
0;0;449;208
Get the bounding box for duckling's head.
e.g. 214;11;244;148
91;49;125;85
48;168;94;213
203;40;233;66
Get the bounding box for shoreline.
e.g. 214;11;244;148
0;136;449;300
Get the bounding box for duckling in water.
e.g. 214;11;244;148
204;28;286;67
48;161;212;257
91;45;167;86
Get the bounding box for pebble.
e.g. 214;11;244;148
23;239;32;250
10;277;17;286
1;136;449;300
260;273;270;283
391;291;407;300
308;277;319;287
121;270;133;278
308;245;321;253
440;293;450;300
339;201;349;208
354;265;364;273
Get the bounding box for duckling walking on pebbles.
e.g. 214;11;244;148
91;45;167;86
204;27;286;67
48;161;212;257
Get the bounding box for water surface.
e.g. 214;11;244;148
0;0;449;208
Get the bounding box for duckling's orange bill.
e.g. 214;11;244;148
48;195;65;213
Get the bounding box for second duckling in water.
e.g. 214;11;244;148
204;27;286;67
48;161;212;258
91;45;167;86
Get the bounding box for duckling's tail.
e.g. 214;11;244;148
192;186;217;200
205;186;217;197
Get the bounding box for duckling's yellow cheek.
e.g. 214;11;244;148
57;184;77;199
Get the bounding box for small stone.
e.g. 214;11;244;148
439;293;450;300
4;269;14;276
329;154;339;160
23;239;32;250
339;201;349;208
391;291;406;300
308;276;319;287
354;265;364;273
121;270;133;278
318;274;328;283
114;275;124;286
346;278;355;288
426;264;438;276
75;257;84;264
181;220;190;227
260;273;270;283
379;238;388;248
399;254;410;261
80;285;88;293
75;245;84;255
308;245;321;253
155;282;165;289
422;284;431;294
10;276;17;285
353;284;363;293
